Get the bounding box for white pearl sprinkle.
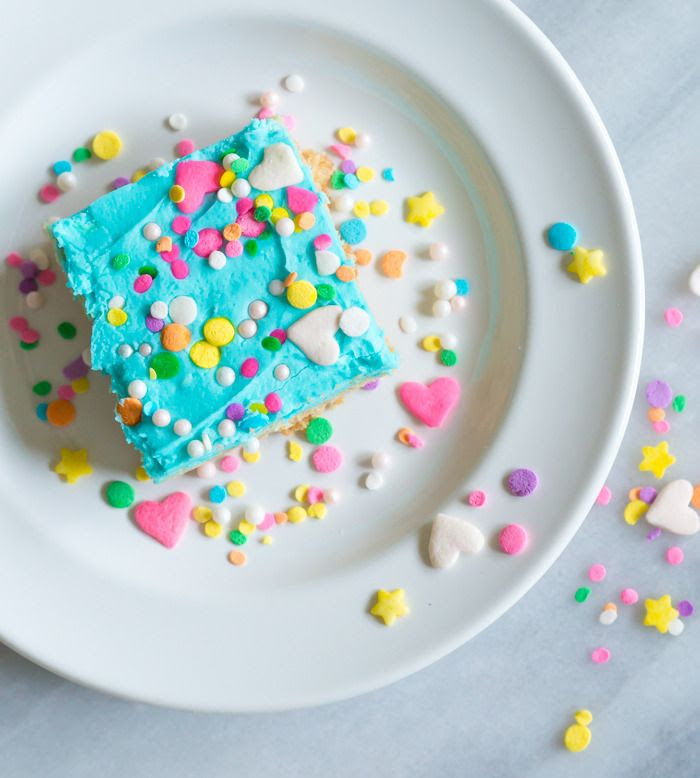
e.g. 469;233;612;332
244;437;260;454
323;488;340;505
109;295;125;309
371;451;391;470
238;319;258;338
196;461;216;479
354;131;371;149
451;296;467;312
208;250;227;270
187;440;205;458
429;242;449;261
364;472;384;490
142;222;161;241
152;409;171;427
245;504;265;524
273;363;290;381
173;419;192;437
432;299;452;318
259;91;279;108
217;187;233;203
689;265;700;296
25;291;44;309
232;178;251;198
213;506;231;525
56;171;77;192
150;300;168;320
268;279;284;296
128;380;147;399
439;333;458;349
118;344;134;358
28;247;50;269
283;74;305;93
222;152;239;171
168;112;188;131
434;279;457;300
248;300;268;320
138;343;152;357
399;315;417;334
668;618;685;636
218;419;236;437
81;348;92;367
275;217;295;237
216;366;236;387
332;193;353;212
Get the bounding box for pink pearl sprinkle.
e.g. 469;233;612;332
313;234;332;251
175;139;195;157
498;524;528;555
171;259;189;279
196;461;216;479
666;546;684;565
264;392;282;413
6;252;23;268
467;490;486;507
591;647;611;664
652;420;670;434
9;315;28;333
596;485;612;505
219;455;240;473
171;215;191;235
588;563;607;582
323;488;340;504
664;307;683;327
57;384;75;401
39;184;61;203
620;588;639;605
133;274;153;293
240;358;259;378
311;445;343;473
306;486;324;504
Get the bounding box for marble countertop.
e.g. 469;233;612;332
2;2;698;776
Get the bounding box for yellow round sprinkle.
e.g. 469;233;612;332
107;308;128;327
288;441;303;462
261;535;274;545
238;519;255;536
270;207;289;224
242;450;260;464
624;499;648;525
356;166;375;182
574;710;593;726
226;480;246;497
192;505;213;524
71;377;89;394
337;127;356;144
134;465;150;481
248;403;268;415
92;130;123;160
204;519;222;538
148;368;157;380
370;199;389;216
308;502;327;519
255;193;274;209
169;184;186;203
131;169;147;183
422;335;441;352
202;317;235;347
287;506;308;524
286;280;318;309
189;340;220;368
294;484;309;503
353;200;370;218
219;170;235;188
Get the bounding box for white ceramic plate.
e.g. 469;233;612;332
0;0;642;711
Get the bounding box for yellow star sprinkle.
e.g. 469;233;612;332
639;441;676;479
370;588;409;626
53;448;93;484
644;595;679;634
404;191;445;228
566;246;607;284
288;441;303;462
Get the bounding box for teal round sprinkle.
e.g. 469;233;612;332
306;417;333;445
105;480;135;509
261;336;281;351
454;278;470;296
33;380;52;396
20;340;38;350
142;400;156;417
231;158;249;174
72;147;92;162
382;167;395;182
245;240;259;257
440;349;457;366
330;170;346;189
36;402;48;421
254;206;271;222
672;395;686;413
111;253;130;270
184;229;199;248
547;222;578;251
574;587;591;603
53;160;72;175
343;173;359;189
230;530;247;545
316;283;336;301
57;321;76;339
209;485;226;503
339;219;367;245
139;265;158;279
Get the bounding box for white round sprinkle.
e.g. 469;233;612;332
128;380;147;399
283;74;304;93
274;363;290;381
432;299;452;318
28;247;50;269
339;307;370;337
323;488;340;505
169;295;198;325
217;187;233;203
138;343;152;357
364;472;384;490
451;296;467;312
354;131;371;149
208;250;227;270
25;290;44;309
150;300;168;320
244;437;260;454
109;295;125;309
275;217;295;237
245;504;265;524
222;153;239;171
196;461;216;479
173;419;192;436
371;451;391;470
118;344;134;358
599;609;618;626
168;112;188;131
333;193;354;212
248;300;268;320
232;178;251;198
148;157;166;171
152;409;171;427
238;319;258;338
668;618;684;636
81;348;92;367
259;91;279;108
216;366;236;387
399;315;417;334
218;419;236;437
142;222;161;241
429;242;449;261
202;433;213;451
213;506;231;524
268;279;284;296
56;171;77;192
187;440;205;458
439;333;458;349
689;265;700;296
434;279;457;300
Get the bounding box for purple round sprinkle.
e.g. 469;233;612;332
506;468;539;497
145;315;164;332
647;527;662;541
226;402;245;421
18;277;38;294
340;159;356;174
112;176;130;189
639;486;657;504
677;600;694;617
362;379;380;391
645;380;672;409
20;260;38;278
63;354;90;380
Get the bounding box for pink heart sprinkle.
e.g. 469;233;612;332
174;160;224;214
398;377;461;428
237;211;267;238
134;491;192;549
286;186;319;215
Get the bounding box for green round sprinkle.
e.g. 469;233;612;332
57;321;77;339
231;158;249;174
261;336;282;352
672;395;686;413
139;265;158;278
440;349;457;366
19;340;38;350
32;380;52;396
105;480;135;509
306;417;333;445
229;530;247;545
316;283;336;300
254;206;271;222
574;587;591;603
111;252;130;270
150;352;180;379
330;170;346;190
72;147;92;162
244;240;259;257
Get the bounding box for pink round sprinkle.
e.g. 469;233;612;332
175;139;196;157
36;269;56;286
257;512;275;531
6;252;23;268
311;445;343;473
620;588;639;605
21;328;40;344
133;274;153;294
666;546;684;565
281;114;296;131
313;234;332;251
236;197;254;215
269;328;287;344
306;486;324;504
39;184;61;203
224;240;243;258
196;461;216;479
171;215;191;234
664;307;683;327
467;490;486;507
57;384;75;401
596;485;612;505
171;259;189;279
652;420;670;434
257;107;274;120
588;563;607;582
9;315;28;333
591;647;611;664
264;392;282;413
240;358;259;378
498;524;528;555
219;455;240;473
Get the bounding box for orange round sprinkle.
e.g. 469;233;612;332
160;323;191;352
692;485;700;510
295;211;316;230
223;222;242;241
336;265;357;282
628;487;641;501
46;398;76;427
283;272;297;287
648;407;665;422
274;512;288;524
380;249;407;279
156;236;173;253
117;397;142;426
354;248;373;266
228;550;247;566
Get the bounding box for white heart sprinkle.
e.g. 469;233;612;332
315;250;341;276
287;305;341;366
428;513;484;569
646;479;700;535
339;307;370;337
248;143;304;191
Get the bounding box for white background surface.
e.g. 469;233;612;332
1;1;698;775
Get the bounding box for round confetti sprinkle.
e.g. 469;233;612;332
639;486;657;503
240;358;259;378
311;445;343;473
672;395;686;412
645;380;672;408
339;218;367;245
73;147;91;162
440;349;457;366
168;112;188;131
668;619;684;636
32;380;51;396
189;341;220;369
591;647;611;664
574;587;591;603
620;588;639;605
399;315;417;333
498;524;528;555
547;222;578;251
105;480;135;508
306;417;332;444
91;130;122;160
677;600;694;617
228;550;247;566
46;399;76;427
286;280;317;309
203;317;235;347
596;485;612;505
666;546;684;565
150;352;180;378
467;490;486;507
506;468;538;497
664;307;683;327
588;563;607;582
